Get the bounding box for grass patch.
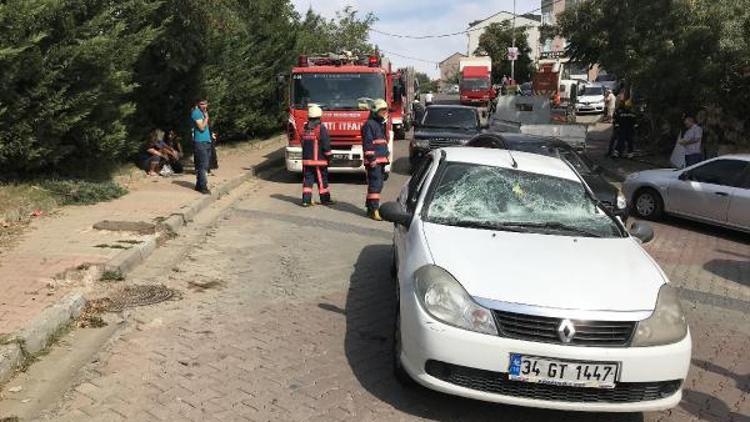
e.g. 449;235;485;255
100;270;125;282
38;180;127;206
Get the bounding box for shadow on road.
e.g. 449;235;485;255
656;215;750;244
343;245;644;422
391;157;412;176
703;259;750;288
681;390;750;422
269;194;366;218
691;360;749;393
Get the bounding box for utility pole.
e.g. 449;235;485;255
511;0;516;83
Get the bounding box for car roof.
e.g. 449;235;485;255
425;105;477;111
440;147;580;182
717;154;750;161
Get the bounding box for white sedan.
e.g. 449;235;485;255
381;148;691;413
623;154;750;232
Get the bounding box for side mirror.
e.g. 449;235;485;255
628;221;654;244
380;202;413;228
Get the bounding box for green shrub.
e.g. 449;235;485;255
40;180;128;206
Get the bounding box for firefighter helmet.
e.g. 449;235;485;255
372;99;388;113
308;104;323;118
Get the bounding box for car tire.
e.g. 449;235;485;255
632;188;664;220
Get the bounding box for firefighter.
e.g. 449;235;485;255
301;104;333;207
362;99;390;221
613;100;637;159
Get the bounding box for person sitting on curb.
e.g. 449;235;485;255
139;130;168;176
164;129;185;174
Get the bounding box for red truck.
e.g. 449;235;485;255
459;56;494;107
284;52;394;175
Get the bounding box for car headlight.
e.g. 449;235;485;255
617;191;627;209
413;138;430;149
414;265;497;335
631;284;688;347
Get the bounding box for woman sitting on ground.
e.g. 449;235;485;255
140;130;168;176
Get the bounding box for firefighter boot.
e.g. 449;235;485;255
368;208;383;221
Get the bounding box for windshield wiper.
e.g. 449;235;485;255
503;221;603;238
439;220;531;233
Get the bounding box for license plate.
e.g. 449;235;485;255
333;154;348;160
508;354;619;389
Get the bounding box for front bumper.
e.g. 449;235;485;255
576;104;605;114
286;146;392;174
399;292;691;412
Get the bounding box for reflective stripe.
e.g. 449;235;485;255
319;187;330;194
323;151;333;156
303;160;328;166
364;151;376;156
303;187;313;193
367;193;381;200
373;139;388;145
375;157;390;164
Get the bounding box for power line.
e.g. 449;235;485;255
369;0;564;40
379;49;439;65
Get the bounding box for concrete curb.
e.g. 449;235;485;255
0;293;85;385
0;142;285;389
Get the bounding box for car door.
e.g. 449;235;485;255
726;165;750;230
667;159;748;223
394;155;434;264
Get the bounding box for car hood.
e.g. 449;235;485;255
414;127;479;141
422;222;664;312
630;168;679;180
578;95;604;103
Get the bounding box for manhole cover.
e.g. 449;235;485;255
93;284;176;312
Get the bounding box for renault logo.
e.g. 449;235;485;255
557;319;576;343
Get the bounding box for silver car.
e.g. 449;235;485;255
623;155;750;232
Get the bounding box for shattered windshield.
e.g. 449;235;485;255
425;163;622;238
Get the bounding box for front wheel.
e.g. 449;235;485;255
632;188;664;220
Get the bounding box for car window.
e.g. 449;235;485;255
582;86;604;96
422;108;478;129
424;163;622;238
408;157;433;213
686;159;748;187
560;150;593;175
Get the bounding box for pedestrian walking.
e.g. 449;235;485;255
613;100;637;158
362;99;391;221
679;114;703;166
301;104;333;207
424;91;434;107
191;98;212;194
604;89;616;122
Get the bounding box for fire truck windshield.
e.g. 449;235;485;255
461;78;490;90
292;73;385;110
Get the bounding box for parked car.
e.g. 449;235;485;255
623;155;750;232
575;84;606;114
381;147;690;412
595;73;619;93
519;82;533;96
410;105;485;166
466;132;628;218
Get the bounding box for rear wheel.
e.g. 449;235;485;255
632;188;664;220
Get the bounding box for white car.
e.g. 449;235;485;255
575;84;606;114
623;154;750;232
381;148;691;413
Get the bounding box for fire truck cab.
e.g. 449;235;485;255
285;52;394;175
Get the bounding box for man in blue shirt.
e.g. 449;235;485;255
191;98;212;194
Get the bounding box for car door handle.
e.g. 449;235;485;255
714;192;729;196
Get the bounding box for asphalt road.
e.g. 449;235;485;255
3;134;748;422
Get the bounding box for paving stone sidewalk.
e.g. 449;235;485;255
0;137;284;336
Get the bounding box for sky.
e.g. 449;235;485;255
291;0;540;78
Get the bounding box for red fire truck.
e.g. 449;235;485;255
284;52;394;175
